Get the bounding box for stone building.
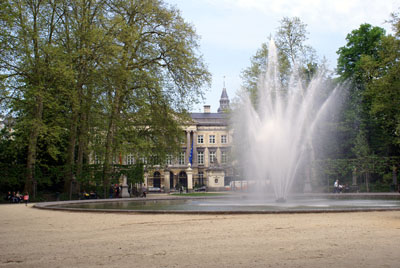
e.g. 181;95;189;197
144;86;232;192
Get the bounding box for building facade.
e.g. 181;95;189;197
144;87;232;192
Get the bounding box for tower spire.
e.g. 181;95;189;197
218;76;230;113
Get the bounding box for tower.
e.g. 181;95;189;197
218;78;230;113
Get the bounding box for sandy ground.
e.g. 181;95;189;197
1;203;400;268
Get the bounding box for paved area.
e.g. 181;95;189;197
1;203;400;267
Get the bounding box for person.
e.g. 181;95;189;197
11;192;18;203
141;185;147;198
83;190;90;199
16;191;22;202
89;191;96;199
5;191;12;202
334;180;339;193
338;184;343;193
23;192;29;206
115;185;120;198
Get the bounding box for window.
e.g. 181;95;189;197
151;155;160;165
126;154;134;165
198;171;204;185
179;152;185;165
197;151;204;165
197;135;204;144
166;154;173;165
180;132;186;144
140;157;147;164
209;151;216;163
221;135;227;144
199;171;204;181
209;135;215;144
221;151;227;164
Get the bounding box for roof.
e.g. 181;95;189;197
190;112;229;126
220;87;229;100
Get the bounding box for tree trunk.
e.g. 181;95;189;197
24;95;43;198
76;95;92;195
64;107;79;198
24;1;44;198
102;89;122;197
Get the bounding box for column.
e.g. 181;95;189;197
352;168;357;186
164;170;170;193
120;174;130;198
187;165;193;191
144;174;148;188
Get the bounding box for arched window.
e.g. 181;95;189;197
178;171;187;188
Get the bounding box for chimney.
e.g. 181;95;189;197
203;105;211;113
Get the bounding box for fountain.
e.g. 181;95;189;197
233;40;339;201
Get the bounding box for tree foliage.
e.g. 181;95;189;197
328;12;400;190
0;0;210;198
337;23;386;85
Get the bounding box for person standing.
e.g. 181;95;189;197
5;191;12;202
15;191;22;202
23;192;29;206
334;180;339;193
141;185;147;198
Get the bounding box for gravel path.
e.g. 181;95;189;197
1;203;400;267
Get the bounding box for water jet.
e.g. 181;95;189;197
233;40;340;200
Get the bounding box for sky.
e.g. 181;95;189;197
166;0;400;113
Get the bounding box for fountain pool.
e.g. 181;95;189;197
35;194;400;214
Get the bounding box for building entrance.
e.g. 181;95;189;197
178;171;187;188
153;172;161;188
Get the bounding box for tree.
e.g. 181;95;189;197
337;24;386;85
59;0;109;196
275;17;308;66
335;24;386;159
240;43;269;105
97;0;210;196
0;0;210;198
0;0;71;197
241;17;318;105
360;11;400;156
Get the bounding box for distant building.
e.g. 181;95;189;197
144;86;233;192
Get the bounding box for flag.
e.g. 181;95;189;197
189;139;193;165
